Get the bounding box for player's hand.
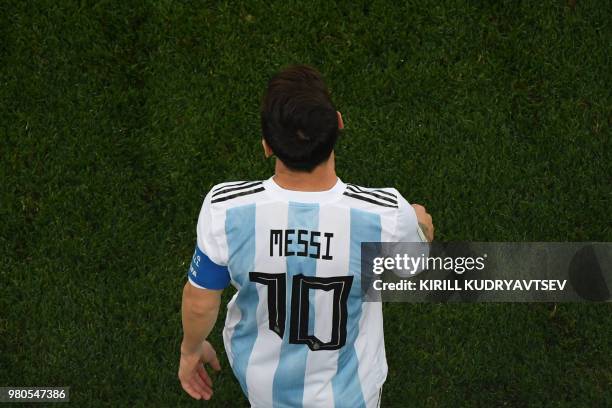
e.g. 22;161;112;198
178;340;221;400
411;204;434;242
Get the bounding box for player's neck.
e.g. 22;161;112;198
273;155;337;192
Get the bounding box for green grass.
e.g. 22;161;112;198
1;0;611;406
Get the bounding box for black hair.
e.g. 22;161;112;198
260;64;339;172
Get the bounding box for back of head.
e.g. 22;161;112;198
260;65;339;172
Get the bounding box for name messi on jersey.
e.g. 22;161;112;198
269;229;333;260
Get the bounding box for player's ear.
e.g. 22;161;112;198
262;138;274;158
337;111;344;130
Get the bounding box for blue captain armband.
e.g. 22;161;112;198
188;245;230;290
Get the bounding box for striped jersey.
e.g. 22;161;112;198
187;176;424;408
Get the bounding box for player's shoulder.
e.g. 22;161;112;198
342;182;404;210
205;180;266;207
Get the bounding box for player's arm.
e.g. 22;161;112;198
390;193;434;277
393;190;434;243
179;191;230;401
181;243;229;353
411;203;434;242
179;248;229;400
181;282;222;353
179;282;222;400
179;282;223;401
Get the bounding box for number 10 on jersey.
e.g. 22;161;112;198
249;272;353;351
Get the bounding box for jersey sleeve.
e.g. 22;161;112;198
187;189;231;290
389;191;430;277
393;192;428;243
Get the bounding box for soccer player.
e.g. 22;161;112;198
179;65;434;407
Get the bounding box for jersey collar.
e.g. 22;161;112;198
263;176;346;204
